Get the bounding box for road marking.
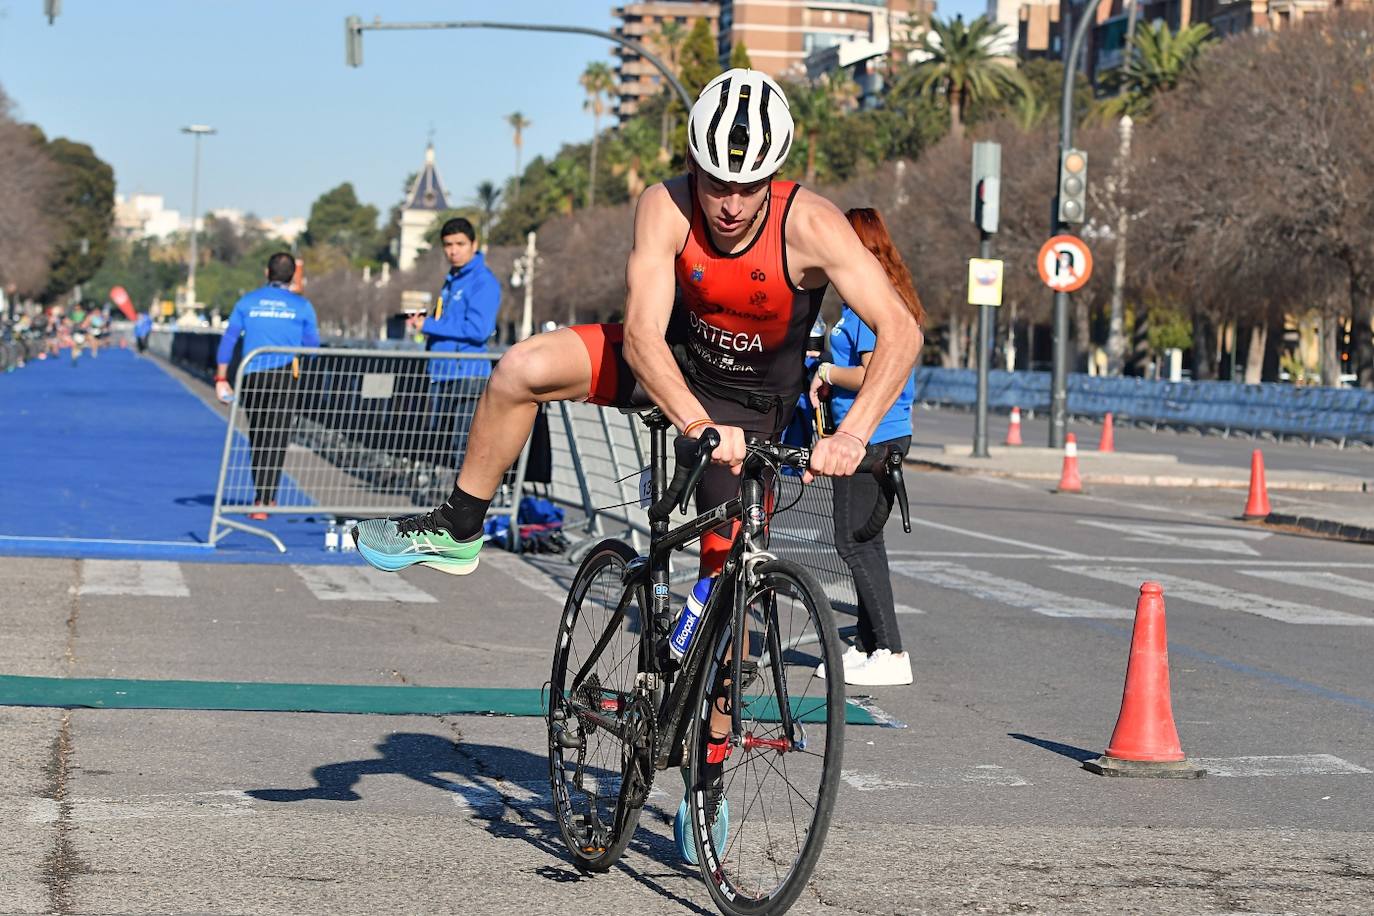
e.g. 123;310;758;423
889;552;1374;567
78;560;189;597
1078;521;1271;556
845;696;909;728
484;551;568;608
894;604;925;616
908;518;1085;558
1239;569;1374;602
892;560;1131;618
292;565;437;603
1193;755;1372;778
1056;567;1374;626
26;790;255;824
440;777;668;812
842;764;1029;791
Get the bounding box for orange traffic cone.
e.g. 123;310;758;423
1056;433;1083;493
1098;412;1115;453
1084;583;1205;778
1242;449;1271;520
1005;407;1023;446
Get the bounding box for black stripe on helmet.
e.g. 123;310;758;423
751;82;773;171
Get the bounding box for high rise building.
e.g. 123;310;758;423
611;2;721;123
717;1;931;81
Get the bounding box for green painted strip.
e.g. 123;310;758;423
0;675;879;725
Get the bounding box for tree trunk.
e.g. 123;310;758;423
1320;309;1342;388
1191;314;1216;381
1074;297;1091;373
588;128;599;209
1350;264;1374;389
1243;323;1267;385
945;316;962;368
1106;117;1133;376
949;86;963;143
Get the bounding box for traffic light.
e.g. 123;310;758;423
1057;148;1088;225
44;0;60;24
345;16;364;67
969;141;1001;234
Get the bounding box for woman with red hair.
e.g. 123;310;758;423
811;207;925;686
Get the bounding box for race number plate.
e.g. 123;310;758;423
639;467;653;508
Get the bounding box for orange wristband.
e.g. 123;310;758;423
683;418;712;437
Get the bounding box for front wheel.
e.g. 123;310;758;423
547;539;649;873
688;558;845;914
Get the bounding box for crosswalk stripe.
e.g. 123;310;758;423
1192;754;1372;778
291;566;437;603
1239;569;1374;602
1055;567;1374;626
891;560;1131;618
78;560;189;598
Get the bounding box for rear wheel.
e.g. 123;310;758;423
688;558;845;914
547;539;649;872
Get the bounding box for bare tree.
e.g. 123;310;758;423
0;86;58;295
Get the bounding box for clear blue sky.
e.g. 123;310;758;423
0;0;985;224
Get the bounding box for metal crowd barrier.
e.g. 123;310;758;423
209;347;528;552
547;401;861;612
915;367;1374;446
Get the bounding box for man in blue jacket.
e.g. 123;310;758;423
134;310;153;355
215;252;320;519
418;217;500;468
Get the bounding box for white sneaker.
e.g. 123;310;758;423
845;649;913;687
816;644;867;680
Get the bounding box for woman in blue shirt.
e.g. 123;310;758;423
810;208;925;687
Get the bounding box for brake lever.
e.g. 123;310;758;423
677;429;720;515
883;447;911;533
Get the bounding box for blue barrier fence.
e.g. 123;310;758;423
914;368;1374;445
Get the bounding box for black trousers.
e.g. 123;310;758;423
831;435;911;654
241;366;296;505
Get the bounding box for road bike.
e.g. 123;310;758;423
546;407;908;914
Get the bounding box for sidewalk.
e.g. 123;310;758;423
907;444;1374;544
0;348;360;564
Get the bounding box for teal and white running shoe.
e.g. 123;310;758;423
351;510;483;576
674;765;729;865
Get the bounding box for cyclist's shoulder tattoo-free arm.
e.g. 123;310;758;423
625;181;688;331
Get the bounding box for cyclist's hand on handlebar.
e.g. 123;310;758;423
694;423;747;475
805;431;865;483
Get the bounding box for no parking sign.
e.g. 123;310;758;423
1037;235;1093;293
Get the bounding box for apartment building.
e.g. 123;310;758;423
717;1;930;79
611;1;720;122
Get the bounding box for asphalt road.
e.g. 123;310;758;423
2;468;1373;915
912;403;1374;477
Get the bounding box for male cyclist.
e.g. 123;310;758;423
353;68;921;852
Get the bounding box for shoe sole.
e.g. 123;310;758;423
356;541;480;575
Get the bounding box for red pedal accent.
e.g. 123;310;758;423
705;739;731;765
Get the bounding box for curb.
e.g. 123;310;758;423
1263;513;1374;545
905;457;1371;493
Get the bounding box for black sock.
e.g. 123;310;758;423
438;485;491;541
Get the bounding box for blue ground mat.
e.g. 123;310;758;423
0;349;364;565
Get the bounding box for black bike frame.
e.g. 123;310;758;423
564;410;799;773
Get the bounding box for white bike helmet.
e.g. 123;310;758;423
688;68;794;184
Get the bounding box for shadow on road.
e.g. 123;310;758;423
245;730;711;913
1009;732;1099;763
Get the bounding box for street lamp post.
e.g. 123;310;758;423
344;17;693;112
181;124;215;314
1048;0;1109;448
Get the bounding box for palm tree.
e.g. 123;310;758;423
788;80;838;185
507;112;532;198
1098;22;1213;120
655;19;687;151
580;61;616;208
474;181;501;251
906;15;1029;141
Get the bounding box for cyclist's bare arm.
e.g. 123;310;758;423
787;190;921;476
622;180;746;467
